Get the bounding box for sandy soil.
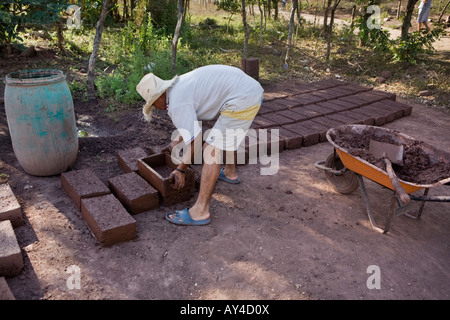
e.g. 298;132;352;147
1;85;449;300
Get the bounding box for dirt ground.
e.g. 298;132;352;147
1;4;450;302
1;83;450;300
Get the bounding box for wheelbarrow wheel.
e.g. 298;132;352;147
324;152;359;194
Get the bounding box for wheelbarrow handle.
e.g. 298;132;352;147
314;160;347;176
384;158;410;205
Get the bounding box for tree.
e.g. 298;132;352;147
86;0;109;100
438;0;450;23
0;0;68;54
325;0;341;62
241;0;250;59
172;0;185;73
284;0;298;68
214;0;241;31
401;0;418;40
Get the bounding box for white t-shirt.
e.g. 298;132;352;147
167;65;264;144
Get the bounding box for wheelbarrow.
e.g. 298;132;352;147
314;124;450;233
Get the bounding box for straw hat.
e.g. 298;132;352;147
136;73;178;122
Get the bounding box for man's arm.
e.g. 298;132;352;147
170;133;203;189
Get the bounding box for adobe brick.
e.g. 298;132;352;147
258;105;275;115
339;83;373;94
282;120;328;146
312;116;346;130
331;98;360;110
272;98;299;109
370;101;403;120
108;172;159;214
261;113;295;126
0;183;23;228
355;106;387;125
363;103;397;123
316;101;349;112
0;277;15;300
81;194;137;246
0;220;23;277
327;112;361;125
310;78;347;90
340;110;375;125
277;109;309;122
278;128;303;150
263;100;291;111
61;169;111;211
284;94;317;107
370;89;396;101
252;115;278;129
338;95;368;107
377;99;412;117
117;147;150;173
303;103;336;116
263;91;288;102
290;107;322;120
317;87;348;100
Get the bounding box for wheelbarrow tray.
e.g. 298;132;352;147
326;125;450;194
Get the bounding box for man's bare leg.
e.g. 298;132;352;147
188;144;222;221
222;151;239;181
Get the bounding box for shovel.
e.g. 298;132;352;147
369;139;410;204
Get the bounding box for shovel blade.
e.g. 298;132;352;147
369;139;404;166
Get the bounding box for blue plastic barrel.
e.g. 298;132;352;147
4;69;78;176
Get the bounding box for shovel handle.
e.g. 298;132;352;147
384;158;410;205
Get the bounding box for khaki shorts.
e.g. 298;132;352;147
204;97;263;151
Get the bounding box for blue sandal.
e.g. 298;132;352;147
218;168;241;184
165;208;211;226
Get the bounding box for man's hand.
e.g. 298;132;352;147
169;169;186;190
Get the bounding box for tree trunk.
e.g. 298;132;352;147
285;0;298;68
242;0;249;59
258;0;263;46
323;0;333;37
397;0;402;20
401;0;418;40
438;0;450;22
351;3;357;29
326;0;341;62
172;0;184;74
86;0;109;100
56;20;65;53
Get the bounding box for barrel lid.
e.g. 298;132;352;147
5;69;66;86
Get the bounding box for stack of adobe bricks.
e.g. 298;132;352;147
61;147;195;247
0;183;25;299
202;79;412;162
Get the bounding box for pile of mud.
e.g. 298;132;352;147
330;127;450;185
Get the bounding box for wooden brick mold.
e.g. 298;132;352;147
137;153;195;205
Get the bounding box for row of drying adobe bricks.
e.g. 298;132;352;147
202;99;412;162
60;148;195;246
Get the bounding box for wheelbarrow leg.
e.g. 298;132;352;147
356;174;385;233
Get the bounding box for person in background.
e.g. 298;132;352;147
417;0;432;32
